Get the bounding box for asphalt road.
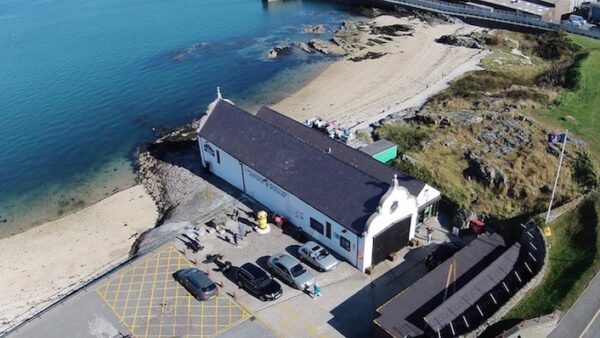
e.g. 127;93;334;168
549;271;600;338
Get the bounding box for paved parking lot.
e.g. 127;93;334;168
7;198;456;338
96;246;250;338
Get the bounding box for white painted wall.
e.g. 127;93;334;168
199;138;244;191
416;184;441;208
362;180;419;270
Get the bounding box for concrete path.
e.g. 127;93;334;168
549;271;600;338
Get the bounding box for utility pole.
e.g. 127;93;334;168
546;129;568;224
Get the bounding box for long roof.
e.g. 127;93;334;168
199;100;427;234
255;106;424;196
374;233;506;337
424;241;521;331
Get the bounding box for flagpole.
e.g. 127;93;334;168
546;129;568;223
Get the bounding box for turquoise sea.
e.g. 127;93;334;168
0;0;359;237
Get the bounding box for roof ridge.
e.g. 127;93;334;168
256;106;406;188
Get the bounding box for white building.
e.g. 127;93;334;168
197;92;441;273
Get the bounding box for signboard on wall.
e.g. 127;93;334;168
203;143;215;157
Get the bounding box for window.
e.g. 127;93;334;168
310;218;324;234
216;150;221;164
340;236;351;252
325;222;332;239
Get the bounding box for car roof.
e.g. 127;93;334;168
187;269;213;288
274;254;299;268
240;263;267;278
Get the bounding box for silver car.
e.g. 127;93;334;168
298;241;339;272
267;253;315;290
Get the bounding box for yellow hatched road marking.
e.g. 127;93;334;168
187;293;192;337
143;249;161;337
173;251;181;336
157;248;173;338
111;268;126;309
120;266;138;323
214;293;219;331
131;259;150;333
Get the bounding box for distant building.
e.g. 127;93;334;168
461;0;574;21
360;139;398;164
197;92;441;272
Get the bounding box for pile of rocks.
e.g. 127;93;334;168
436;33;489;49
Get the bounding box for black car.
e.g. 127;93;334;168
236;263;282;301
425;242;464;270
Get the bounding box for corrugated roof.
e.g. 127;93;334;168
255;106;424;197
424;242;521;331
199;100;402;234
360;139;397;157
374;233;506;337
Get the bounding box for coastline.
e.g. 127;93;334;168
273;16;487;129
0;14;488;332
0;185;158;329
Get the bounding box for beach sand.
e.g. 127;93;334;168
0;185;158;330
273;16;488;130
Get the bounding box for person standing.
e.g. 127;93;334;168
426;226;433;243
313;283;321;297
238;222;245;241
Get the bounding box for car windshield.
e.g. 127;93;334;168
316;249;329;260
256;276;271;288
201;283;216;292
290;264;306;277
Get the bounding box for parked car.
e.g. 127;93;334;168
298;241;339;272
172;268;218;301
236;263;282;301
425;242;464;270
570;14;587;24
267;253;315;290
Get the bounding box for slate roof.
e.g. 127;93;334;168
359;139;397;156
374;233;506;337
424;241;521;331
200;100;402;234
255;106;424;197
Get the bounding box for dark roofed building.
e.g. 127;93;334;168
374;233;506;337
197;93;441;272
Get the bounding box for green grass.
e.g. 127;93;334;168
507;192;600;319
543;36;600;163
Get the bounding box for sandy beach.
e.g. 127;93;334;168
0;14;488;333
273;16;487;130
0;185;158;330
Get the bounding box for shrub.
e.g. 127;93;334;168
376;125;431;154
535;32;581;60
572;151;599;192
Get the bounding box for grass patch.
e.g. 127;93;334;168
541;35;600;164
376;124;431;153
507;192;600;319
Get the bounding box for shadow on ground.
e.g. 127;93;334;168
328;245;432;338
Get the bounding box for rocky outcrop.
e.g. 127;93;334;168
451;208;477;229
349;51;386;62
464;152;507;189
303;24;326;34
307;39;346;55
436;33;488;49
293;41;312;53
371;24;413;36
267;45;292;59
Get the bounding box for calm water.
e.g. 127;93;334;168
0;0;359;236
